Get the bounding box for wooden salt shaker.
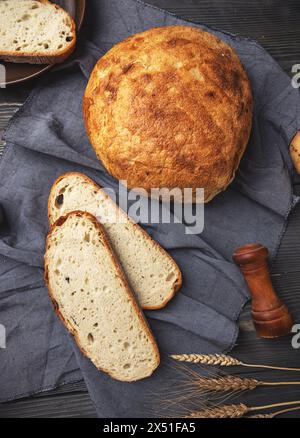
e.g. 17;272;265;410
233;243;293;339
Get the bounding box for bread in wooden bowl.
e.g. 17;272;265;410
84;25;253;203
0;0;76;64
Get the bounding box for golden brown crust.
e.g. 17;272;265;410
45;210;160;382
0;0;76;64
290;131;300;175
84;25;253;202
48;171;182;310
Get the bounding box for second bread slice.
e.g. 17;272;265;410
48;172;182;310
45;211;160;382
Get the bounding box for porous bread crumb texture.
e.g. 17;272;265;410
48;173;182;309
45;212;159;382
84;25;253;203
0;0;75;55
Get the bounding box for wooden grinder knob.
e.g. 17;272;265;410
233;243;293;339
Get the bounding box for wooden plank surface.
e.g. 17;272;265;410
0;104;22;156
147;0;300;75
0;0;300;418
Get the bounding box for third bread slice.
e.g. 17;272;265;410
48;172;182;310
45;211;160;382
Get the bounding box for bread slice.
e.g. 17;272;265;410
48;172;182;310
0;0;76;64
45;211;160;382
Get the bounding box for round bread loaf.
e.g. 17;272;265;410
84;26;253;202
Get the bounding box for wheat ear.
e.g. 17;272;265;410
195;376;259;392
187;401;300;419
194;376;300;393
187;404;249;418
251;406;300;418
170;354;300;372
171;354;242;367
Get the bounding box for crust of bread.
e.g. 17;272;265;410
48;172;182;310
0;0;76;64
44;210;160;382
83;25;253;203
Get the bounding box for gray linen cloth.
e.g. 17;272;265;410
0;0;299;417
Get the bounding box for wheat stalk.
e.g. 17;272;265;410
186;401;300;418
170;354;300;372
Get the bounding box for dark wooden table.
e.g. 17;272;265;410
0;0;300;418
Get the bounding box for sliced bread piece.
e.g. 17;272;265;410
45;211;160;382
0;0;76;64
48;172;182;310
